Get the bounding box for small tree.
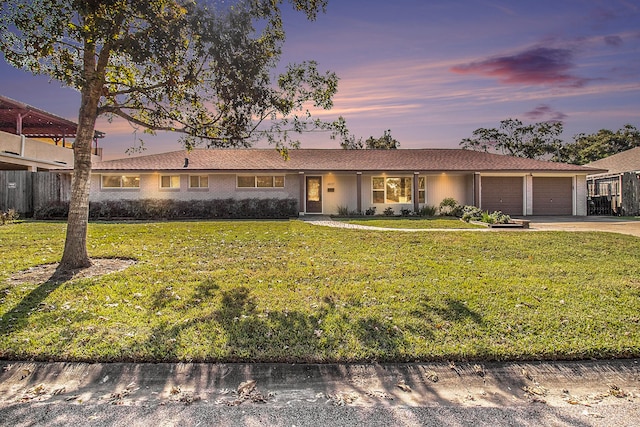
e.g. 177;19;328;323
1;0;347;270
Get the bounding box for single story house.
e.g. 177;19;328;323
585;147;640;216
90;149;604;216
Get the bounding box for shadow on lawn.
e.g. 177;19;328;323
0;267;74;335
143;282;486;363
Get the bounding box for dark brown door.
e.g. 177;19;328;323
481;177;523;215
533;177;572;215
306;176;322;213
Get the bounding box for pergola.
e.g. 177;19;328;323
0;94;104;147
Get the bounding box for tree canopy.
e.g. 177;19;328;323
459;118;563;160
0;0;344;269
556;124;640;165
341;129;399;149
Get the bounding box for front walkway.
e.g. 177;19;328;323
300;216;491;232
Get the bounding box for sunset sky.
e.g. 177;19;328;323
1;0;639;159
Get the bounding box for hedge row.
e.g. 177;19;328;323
34;198;299;220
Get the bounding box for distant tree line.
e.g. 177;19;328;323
341;129;400;149
460;119;640;165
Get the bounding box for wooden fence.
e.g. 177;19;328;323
0;171;71;216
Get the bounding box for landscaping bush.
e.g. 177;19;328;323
400;207;412;217
365;206;376;216
383;207;395;216
0;209;19;225
460;205;511;224
417;205;437;217
439;198;462;217
34;198;298;220
336;205;350;216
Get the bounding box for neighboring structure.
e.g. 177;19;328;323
90;149;604;216
0;95;103;171
585;147;640;216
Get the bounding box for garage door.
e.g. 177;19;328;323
481;177;523;215
533;177;572;215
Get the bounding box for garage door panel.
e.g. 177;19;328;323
481;177;523;215
533;177;572;215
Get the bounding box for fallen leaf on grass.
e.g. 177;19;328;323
582;410;604;418
523;385;547;397
326;392;359;406
19;384;47;402
396;380;412;392
473;364;485;378
424;370;439;383
365;390;393;400
609;384;628;398
237;380;256;396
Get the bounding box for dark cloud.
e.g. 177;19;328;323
524;104;567;123
451;47;589;88
604;35;623;47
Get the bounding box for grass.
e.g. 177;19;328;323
339;217;484;229
1;220;639;363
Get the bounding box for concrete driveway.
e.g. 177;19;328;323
525;216;640;237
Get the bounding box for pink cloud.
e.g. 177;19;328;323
450;47;590;88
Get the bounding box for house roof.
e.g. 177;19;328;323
585;147;640;175
92;148;604;174
0;94;104;139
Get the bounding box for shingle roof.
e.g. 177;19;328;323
585;147;640;175
92;148;604;173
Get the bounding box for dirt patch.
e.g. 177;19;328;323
6;258;137;286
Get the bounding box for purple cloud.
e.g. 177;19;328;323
604;35;623;47
451;47;589;88
524;104;567;123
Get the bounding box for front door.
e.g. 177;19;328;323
306;176;322;213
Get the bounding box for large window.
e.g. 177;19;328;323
160;175;180;189
372;176;425;204
237;175;285;188
101;175;140;188
189;175;209;188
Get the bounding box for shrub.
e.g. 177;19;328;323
336;205;350;216
439;198;462;217
34;201;69;219
365;207;376;216
383;207;395;216
400;207;412;217
460;205;512;224
1;209;19;225
461;205;483;222
417;205;437;217
35;198;299;220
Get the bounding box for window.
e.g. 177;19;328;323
101;175;140;188
237;175;285;188
160;175;180;189
189;175;209;188
372;176;424;204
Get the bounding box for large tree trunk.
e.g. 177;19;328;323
58;43;104;271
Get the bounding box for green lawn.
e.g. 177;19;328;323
1;220;639;363
339;217;485;229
